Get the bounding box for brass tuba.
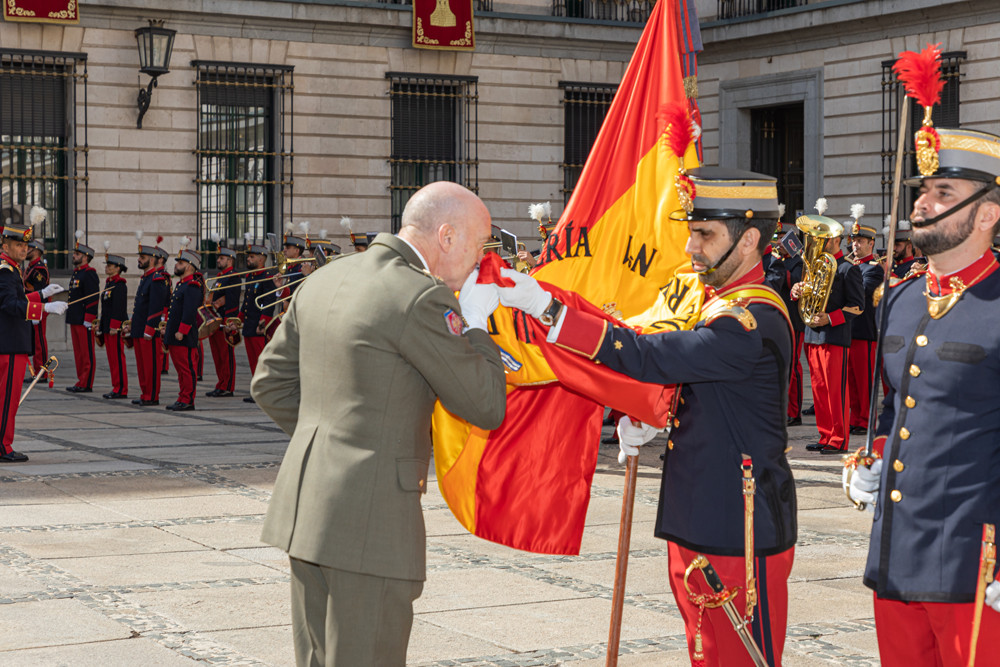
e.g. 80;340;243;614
796;214;844;323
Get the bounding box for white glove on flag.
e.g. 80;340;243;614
457;269;500;332
83;320;92;330
847;459;883;512
985;580;1000;613
43;301;68;316
617;416;661;464
496;267;552;318
40;284;65;299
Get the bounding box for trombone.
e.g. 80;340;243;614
206;252;320;292
252;248;331;307
254;273;308;309
483;239;531;273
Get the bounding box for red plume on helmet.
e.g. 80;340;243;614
658;101;697;214
893;43;944;176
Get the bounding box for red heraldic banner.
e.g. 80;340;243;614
412;0;475;51
3;0;79;23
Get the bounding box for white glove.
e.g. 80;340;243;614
496;267;552;318
40;284;64;299
847;458;883;512
616;416;661;464
43;301;68;316
83;320;92;330
457;269;500;332
986;580;1000;613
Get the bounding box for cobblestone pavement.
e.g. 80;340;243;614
0;341;882;665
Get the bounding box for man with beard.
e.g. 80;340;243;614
239;239;275;403
65;234;100;393
495;168;796;666
164;243;203;411
849;127;1000;664
205;245;240;398
131;235;170;406
889;220;917;278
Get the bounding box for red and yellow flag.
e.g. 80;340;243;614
432;0;701;555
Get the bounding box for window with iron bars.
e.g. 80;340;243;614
193;61;294;268
1;48;88;270
552;0;653;22
716;0;807;21
881;51;965;224
377;0;494;9
387;72;478;233
561;82;616;203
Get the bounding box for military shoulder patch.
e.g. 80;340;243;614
0;260;12;273
703;300;757;331
444;308;464;335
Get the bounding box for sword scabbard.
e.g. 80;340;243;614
968;523;996;667
742;455;757;619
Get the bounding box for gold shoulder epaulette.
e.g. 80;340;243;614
873;269;926;307
0;260;13;272
703;300;757;331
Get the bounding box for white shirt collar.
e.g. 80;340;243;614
398;236;429;271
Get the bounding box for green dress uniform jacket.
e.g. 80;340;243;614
254;233;506;582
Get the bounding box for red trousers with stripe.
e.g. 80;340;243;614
668;542;794;667
30;313;48;378
1;354;29;452
848;339;877;429
133;336;162;402
245;335;266;375
208;329;236;392
104;333;129;395
69;324;96;390
168;345;200;405
874;594;1000;667
787;330;804;419
806;343;850;450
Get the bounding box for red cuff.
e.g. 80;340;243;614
178;323;192;335
260;315;272;325
144;325;156;337
110;319;121;329
553;307;609;360
26;301;44;321
26;291;41;303
84;313;96;324
827;309;845;327
872;435;887;457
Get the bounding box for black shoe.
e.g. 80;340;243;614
132;399;159;406
602;416;615;426
806;442;825;452
161;370;168;375
205;389;234;398
786;416;802;426
243;396;256;404
166;402;195;411
65;386;92;393
103;392;128;399
0;450;29;462
849;426;867;435
802;405;815;416
820;444;847;455
601;436;620;445
23;376;33;384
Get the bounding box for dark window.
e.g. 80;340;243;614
561;82;616;203
1;48;88;270
387;72;478;233
717;0;807;21
378;0;493;8
194;61;293;267
881;51;965;222
751;103;804;220
553;0;653;22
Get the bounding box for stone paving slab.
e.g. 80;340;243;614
41;473;226;500
97;493;269;521
46;549;280;587
125;583;292;632
1;526;204;559
0;598;134;651
0;637;200;667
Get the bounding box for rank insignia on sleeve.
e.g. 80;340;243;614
443;308;464;336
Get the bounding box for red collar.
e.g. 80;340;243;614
142;266;158;277
75;263;93;272
926;250;1000;296
218;267;234;276
1;252;22;275
834;250;845;260
180;273;196;285
705;262;765;299
858;254;874;263
28;257;45;269
105;274;126;284
898;254;914;263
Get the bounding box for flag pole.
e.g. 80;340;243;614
605;452;639;666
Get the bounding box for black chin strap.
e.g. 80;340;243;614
700;227;747;275
911;184;996;228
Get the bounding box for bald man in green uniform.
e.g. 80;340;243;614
253;181;507;666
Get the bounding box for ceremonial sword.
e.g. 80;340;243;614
19;356;58;407
968;523;996;666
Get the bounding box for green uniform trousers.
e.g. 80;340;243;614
290;557;424;666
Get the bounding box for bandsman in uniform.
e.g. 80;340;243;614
239;238;275;404
154;245;172;376
791;202;865;454
131;234;170;406
205;245;240;398
887;218;917;278
497;169;797;666
282;224;309;297
66;232;100;393
23;234;50;382
846;205;882;435
164;241;203;411
1;221;66;462
99;248;129;399
774;214;806;426
848;120;1000;663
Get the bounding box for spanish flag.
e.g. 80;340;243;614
432;0;701;554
